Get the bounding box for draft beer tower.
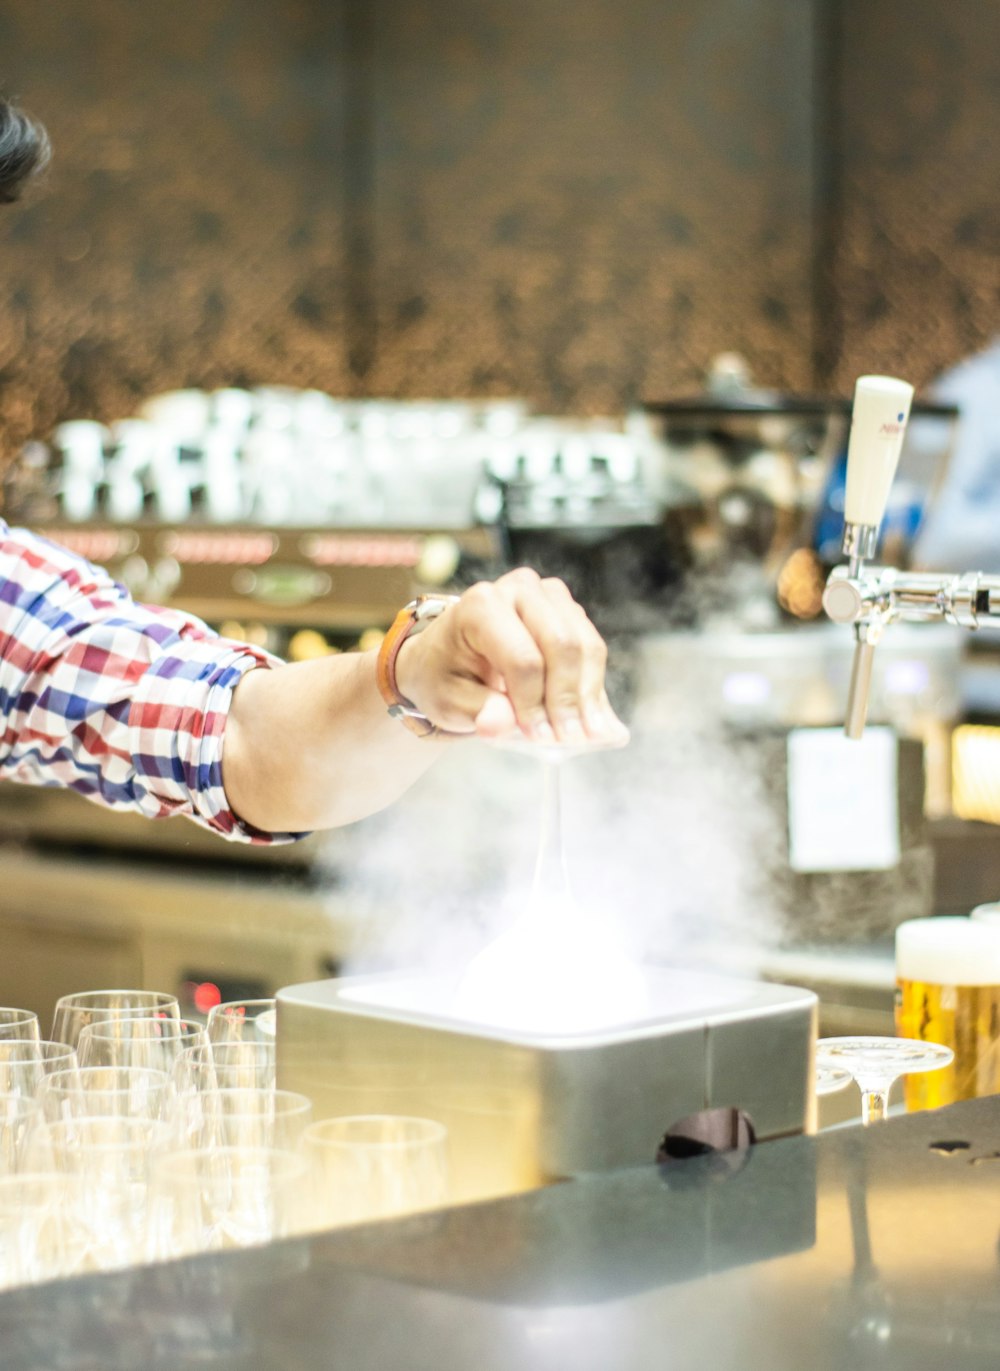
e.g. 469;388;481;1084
824;374;1000;735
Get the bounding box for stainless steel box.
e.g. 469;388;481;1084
277;968;817;1203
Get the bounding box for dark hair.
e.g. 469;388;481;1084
0;97;50;204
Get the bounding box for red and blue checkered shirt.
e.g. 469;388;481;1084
0;519;295;843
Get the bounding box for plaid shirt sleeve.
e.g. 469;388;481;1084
0;521;305;844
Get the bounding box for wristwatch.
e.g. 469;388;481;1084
376;595;460;737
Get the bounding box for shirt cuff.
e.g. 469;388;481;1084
126;639;309;845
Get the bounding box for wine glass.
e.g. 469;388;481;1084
206;1000;276;1046
173;1041;276;1093
301;1115;449;1230
178;1088;313;1152
37;1067;172;1124
0;1042;78;1100
76;1016;203;1072
146;1146;308;1259
0;1174;80;1289
816;1065;853;1097
0;1009;41;1044
51;991;180;1052
816;1037;955;1124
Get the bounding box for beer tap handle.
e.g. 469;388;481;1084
829;376;915;739
841;375;915;574
844;620;883;741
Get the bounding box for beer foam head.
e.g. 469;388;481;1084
896;916;1000;986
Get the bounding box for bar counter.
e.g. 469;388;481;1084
2;1097;999;1370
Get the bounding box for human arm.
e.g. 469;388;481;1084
221;568;627;832
1;526;624;837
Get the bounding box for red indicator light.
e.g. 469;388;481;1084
193;981;223;1015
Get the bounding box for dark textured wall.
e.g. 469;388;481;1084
0;0;997;447
363;0;815;410
0;0;351;451
831;0;1000;391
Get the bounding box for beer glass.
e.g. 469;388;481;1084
302;1115;449;1230
815;1037;954;1124
895;916;1000;1108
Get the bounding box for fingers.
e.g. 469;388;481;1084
459;569;626;744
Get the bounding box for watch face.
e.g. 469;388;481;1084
413;594;460;624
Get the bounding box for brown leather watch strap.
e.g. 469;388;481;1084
376;596;458;738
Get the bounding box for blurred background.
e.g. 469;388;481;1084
0;0;995;436
0;0;998;1052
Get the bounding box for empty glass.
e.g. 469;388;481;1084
38;1067;172;1124
816;1037;956;1124
0;1009;41;1044
0;1174;80;1289
0;1094;41;1175
206;1000;277;1047
173;1042;276;1094
302;1115;449;1230
51;991;180;1051
180;1089;312;1152
146;1146;308;1259
38;1117;169;1271
77;1016;203;1073
816;1065;854;1097
0;1042;78;1099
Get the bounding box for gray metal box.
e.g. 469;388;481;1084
278;968;817;1204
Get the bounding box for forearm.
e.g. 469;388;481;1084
221;650;447;832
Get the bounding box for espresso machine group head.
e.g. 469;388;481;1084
823;375;1000;738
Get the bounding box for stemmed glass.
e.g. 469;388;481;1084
455;731;639;1033
816;1037;955;1124
816;1065;853;1098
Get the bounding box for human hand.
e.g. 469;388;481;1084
393;568;628;745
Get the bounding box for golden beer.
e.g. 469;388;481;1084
895;917;1000;1111
895;977;1000;1108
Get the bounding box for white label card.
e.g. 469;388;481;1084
786;726;900;873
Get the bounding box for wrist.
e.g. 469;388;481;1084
375;594;459;738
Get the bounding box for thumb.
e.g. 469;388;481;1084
474;691;518;737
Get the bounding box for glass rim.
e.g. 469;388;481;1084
303;1115;448;1149
41;1065;170;1091
150;1144;308;1177
53;990;179;1008
207;999;276;1017
77;1017;193;1039
209;1088;312;1113
0;1039;75;1059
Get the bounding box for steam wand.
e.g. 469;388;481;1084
823;374;1000;738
